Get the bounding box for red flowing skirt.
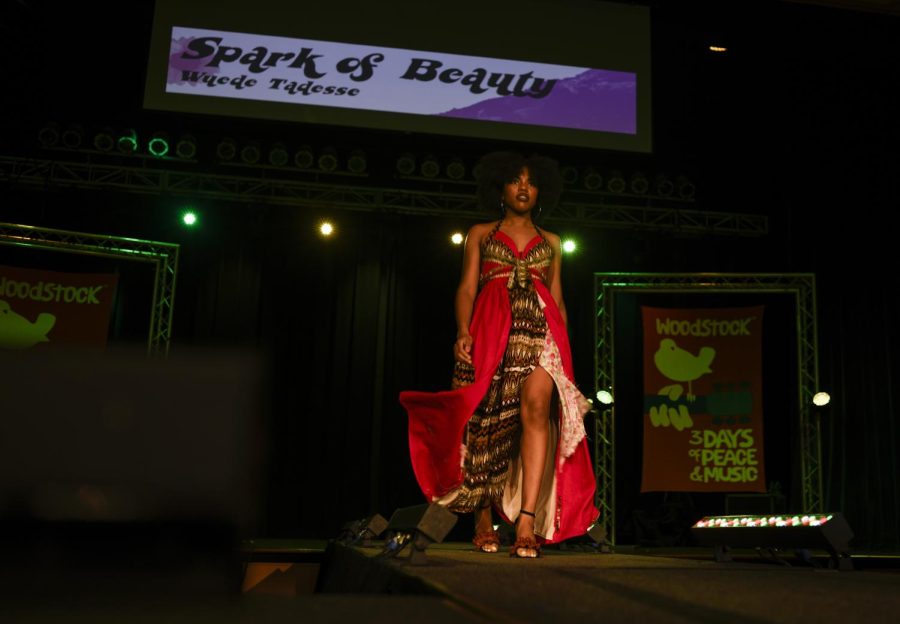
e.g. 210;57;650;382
399;278;598;544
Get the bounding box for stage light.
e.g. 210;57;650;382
337;514;388;547
562;239;577;254
451;232;464;245
347;149;367;173
630;171;650;195
607;170;626;194
93;127;115;152
446;158;466;180
560;165;578;185
240;141;261;164
148;132;170;157
175;134;198;160
117;128;138;154
812;392;831;407
583;168;603;190
61;124;85;149
587;523;614;553
596;390;614;405
396;152;416;175
420;154;440;178
709;45;728;53
691;513;854;570
318;221;335;237
294;145;314;169
181;211;198;227
268;142;289;167
216;138;237;161
654;174;675;197
677;175;696;200
380;503;457;565
318;146;338;172
37;122;60;148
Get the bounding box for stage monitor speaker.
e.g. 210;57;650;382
587;522;614;553
337;513;389;547
381;503;457;564
691;512;854;570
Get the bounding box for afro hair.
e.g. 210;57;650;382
474;151;564;216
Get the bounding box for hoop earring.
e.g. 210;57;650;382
499;199;506;219
535;203;543;219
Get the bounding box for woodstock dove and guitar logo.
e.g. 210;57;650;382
0;299;56;349
650;338;715;431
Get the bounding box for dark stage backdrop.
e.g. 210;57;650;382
1;0;899;550
1;170;899;549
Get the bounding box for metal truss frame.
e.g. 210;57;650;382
0;155;767;236
0;222;179;356
593;272;821;545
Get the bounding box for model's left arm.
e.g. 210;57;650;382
546;232;567;329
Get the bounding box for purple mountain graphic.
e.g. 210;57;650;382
439;69;636;134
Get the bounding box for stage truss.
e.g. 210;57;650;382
0;222;179;356
0;155;767;236
593;273;821;545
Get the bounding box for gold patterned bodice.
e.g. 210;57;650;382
479;228;552;291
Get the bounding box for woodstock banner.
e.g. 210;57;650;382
0;265;119;350
641;306;766;493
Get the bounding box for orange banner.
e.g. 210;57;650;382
641;306;765;493
0;265;119;350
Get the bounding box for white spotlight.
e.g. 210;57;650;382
812;392;831;407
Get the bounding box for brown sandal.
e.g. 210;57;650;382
473;502;499;553
473;529;501;553
510;510;541;558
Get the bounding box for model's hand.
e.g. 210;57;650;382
454;334;473;365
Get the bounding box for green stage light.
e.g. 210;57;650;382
148;132;170;157
117;128;138;154
182;211;198;227
562;239;577;254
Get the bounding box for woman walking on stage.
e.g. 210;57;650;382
400;151;598;558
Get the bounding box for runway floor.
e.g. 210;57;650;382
314;541;900;623
6;538;900;623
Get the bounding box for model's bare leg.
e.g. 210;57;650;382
516;366;553;557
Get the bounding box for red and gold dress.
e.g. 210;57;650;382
399;222;598;544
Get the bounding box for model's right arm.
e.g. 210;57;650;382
453;224;483;365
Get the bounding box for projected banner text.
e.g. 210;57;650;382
166;27;637;135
